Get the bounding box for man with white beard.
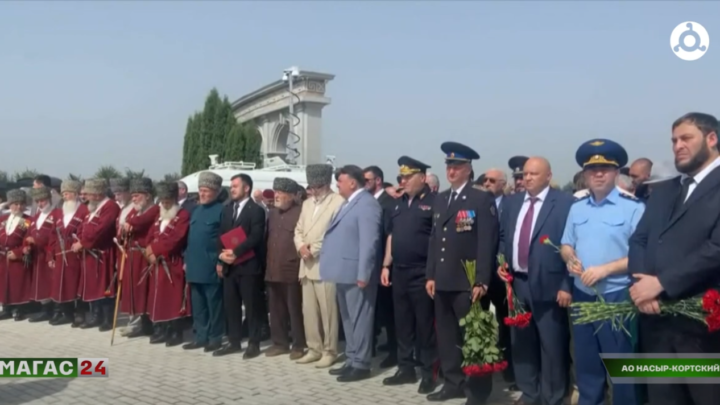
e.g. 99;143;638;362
71;178;120;330
109;178;138;336
48;179;88;326
117;178;159;338
0;189;32;321
25;186;57;322
145;181;191;347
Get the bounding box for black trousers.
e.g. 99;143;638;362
393;266;437;378
640;315;720;405
223;272;263;345
374;283;397;352
488;274;514;382
435;290;492;402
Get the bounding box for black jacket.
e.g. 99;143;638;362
218;198;266;276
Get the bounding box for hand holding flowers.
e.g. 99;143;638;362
496;254;532;328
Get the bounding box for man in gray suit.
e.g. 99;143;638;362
320;165;383;383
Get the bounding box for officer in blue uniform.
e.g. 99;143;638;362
560;139;644;405
426;142;498;404
508;156;529;193
381;156;438;394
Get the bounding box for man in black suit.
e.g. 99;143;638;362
426;141;498;405
214;173;266;359
629;112;720;405
178;181;197;214
364;165;398;368
498;157;573;405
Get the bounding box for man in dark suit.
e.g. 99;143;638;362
498;157;573;405
214;173;266;359
629;112;720;405
178;181;197;214
364;165;398;367
426;141;498;404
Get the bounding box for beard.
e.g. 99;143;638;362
62;200;78;216
88;200;100;213
133;201;150;212
159;205;179;221
676;143;711;174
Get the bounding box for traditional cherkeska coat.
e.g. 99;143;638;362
0;214;33;305
77;199;120;302
27;210;56;302
117;204;159;316
48;204;88;303
145;208;191;322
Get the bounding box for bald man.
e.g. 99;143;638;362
497;157;574;405
628;158;653;200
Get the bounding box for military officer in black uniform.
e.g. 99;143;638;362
426;142;499;404
508;155;529;193
381;156;438;394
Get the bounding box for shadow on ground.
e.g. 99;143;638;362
0;378;72;405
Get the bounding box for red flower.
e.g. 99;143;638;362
179;309;187;316
505;273;514;283
702;290;720;312
706;312;720;332
504;317;516;327
103;290;112;297
539;235;549;244
463;362;508;377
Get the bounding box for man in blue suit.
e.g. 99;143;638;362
320;164;383;383
498;157;574;405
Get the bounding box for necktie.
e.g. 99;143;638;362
517;197;538;270
448;191;458;207
233;202;240;220
671;177;694;218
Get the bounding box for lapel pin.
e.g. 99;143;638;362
462;195;466;200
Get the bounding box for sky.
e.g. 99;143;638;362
1;1;719;185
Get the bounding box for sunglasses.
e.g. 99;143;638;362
483;178;498;184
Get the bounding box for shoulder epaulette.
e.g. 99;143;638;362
573;195;589;203
618;192;640;202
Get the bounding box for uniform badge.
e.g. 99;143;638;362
455;210;476;232
419;205;431;211
490;205;496;217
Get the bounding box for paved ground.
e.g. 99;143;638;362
0;317;521;405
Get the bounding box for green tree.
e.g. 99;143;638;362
13;169;40;181
181;116;194;176
124;168;146;179
68;173;83;181
561;181;574;194
163;172;181;182
190;112;205;171
224;121;247;162
243;124;263;167
201;89;221;165
94;165;122;181
0;170;8;182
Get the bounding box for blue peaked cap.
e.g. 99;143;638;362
441;141;480;164
575;138;628;169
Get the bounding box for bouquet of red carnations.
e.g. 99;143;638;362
497;253;532;328
459;260;508;377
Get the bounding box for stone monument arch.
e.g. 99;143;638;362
231;70;334;166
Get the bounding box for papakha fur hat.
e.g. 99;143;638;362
273;177;299;194
109;178;130;193
61;179;82;194
84;178;108;195
198;171;222;191
6;189;27;205
305;164;333;188
155;181;179;201
30;186;51;202
130;177;154;195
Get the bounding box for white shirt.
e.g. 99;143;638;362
63;211;75;227
36;210;50;230
448;181;469;205
373;189;385;200
118;203;132;225
233;197;250;219
347;188;364;203
512;186;550;273
5;215;21;234
178;198;186;207
681;156;720;201
495;196;503;208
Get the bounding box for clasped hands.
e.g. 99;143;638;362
298;244;313;261
566;256;610;287
218;249;236;265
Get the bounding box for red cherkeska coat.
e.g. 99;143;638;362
27;210;56;302
0;214;33;305
145;208;191;322
77;200;120;302
48;205;88;303
118;204;159;316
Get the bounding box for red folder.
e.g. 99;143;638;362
220;227;255;265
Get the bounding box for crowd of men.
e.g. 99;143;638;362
0;111;718;405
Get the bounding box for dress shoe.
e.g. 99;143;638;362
337;367;371;382
243;343;261;359
213;343;242;357
0;310;12;320
182;342;205;350
125;327;150;338
383;368;417;386
28;310;52;323
289;349;305;361
165;333;183;347
71;313;85;328
149;332;167;344
426;386;465;402
297;351;322;364
418;378;436;394
50;312;73;326
13;310;26;322
328;364;350;376
379;355;398;369
204;342;222;353
315;354;337;369
264;345;290;357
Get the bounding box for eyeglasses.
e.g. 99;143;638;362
483;178;498;184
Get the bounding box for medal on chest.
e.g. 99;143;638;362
455;210;475;232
